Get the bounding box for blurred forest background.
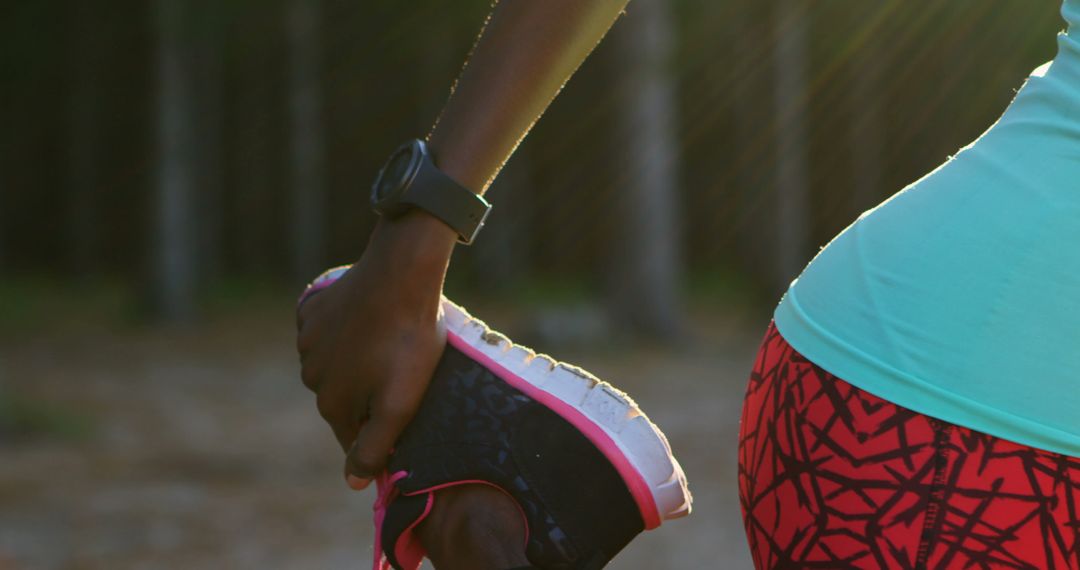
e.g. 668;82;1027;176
0;1;1070;568
1;0;1065;329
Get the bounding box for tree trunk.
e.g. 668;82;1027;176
231;12;277;275
287;0;326;286
152;0;197;322
846;13;886;216
770;0;812;295
726;1;774;281
66;0;104;279
192;0;226;289
605;0;684;338
469;146;530;290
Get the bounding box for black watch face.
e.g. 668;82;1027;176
373;145;416;202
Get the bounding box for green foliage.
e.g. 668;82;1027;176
447;272;597;308
0;0;1067;311
199;276;297;313
686;266;766;309
0;390;95;443
0;277;139;335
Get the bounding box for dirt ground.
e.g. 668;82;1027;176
0;301;764;569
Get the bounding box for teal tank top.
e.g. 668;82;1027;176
774;1;1080;456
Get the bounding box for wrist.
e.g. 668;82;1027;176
425;136;489;195
371;139;491;245
368;210;457;273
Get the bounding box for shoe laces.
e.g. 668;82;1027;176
372;470;409;570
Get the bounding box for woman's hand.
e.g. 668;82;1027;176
296;0;630;489
296;213;456;489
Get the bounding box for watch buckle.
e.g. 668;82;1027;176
458;205;492;245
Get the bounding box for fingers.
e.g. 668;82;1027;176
296;320;314;353
295;282;328;329
295;289;318;332
300;362;320;391
343;398;415;487
295;282;331;343
317;393;360;452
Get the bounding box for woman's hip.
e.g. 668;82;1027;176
737;322;1080;569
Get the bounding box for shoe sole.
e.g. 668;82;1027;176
441;299;692;530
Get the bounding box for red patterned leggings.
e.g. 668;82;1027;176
739;323;1080;569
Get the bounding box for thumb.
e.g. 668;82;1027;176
343;405;411;489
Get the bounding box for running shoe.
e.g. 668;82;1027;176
299;266;692;570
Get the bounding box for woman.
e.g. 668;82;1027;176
738;3;1080;566
296;0;1080;567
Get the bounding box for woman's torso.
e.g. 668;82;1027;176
774;0;1080;456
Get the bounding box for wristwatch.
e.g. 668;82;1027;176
370;139;492;245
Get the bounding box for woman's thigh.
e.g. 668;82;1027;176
738;323;1080;570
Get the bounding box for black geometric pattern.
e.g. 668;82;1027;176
384;345;643;570
738;323;1080;569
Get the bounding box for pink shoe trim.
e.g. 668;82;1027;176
446;332;663;530
296;280;333;308
296;267;666;553
392;491;434;570
296;264;352;308
373;470;409;570
402;479;531;549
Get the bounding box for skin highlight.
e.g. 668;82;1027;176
296;0;630;565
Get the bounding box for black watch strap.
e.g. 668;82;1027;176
404;154;491;245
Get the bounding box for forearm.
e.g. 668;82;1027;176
301;0;630;502
428;0;629;194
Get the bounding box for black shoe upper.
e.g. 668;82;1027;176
381;345;645;570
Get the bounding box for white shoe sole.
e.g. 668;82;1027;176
441;298;692;529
